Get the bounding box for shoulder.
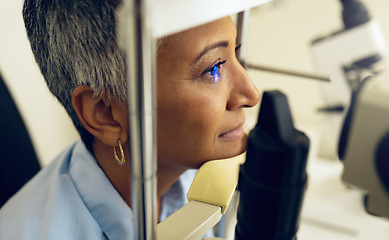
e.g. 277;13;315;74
0;140;105;240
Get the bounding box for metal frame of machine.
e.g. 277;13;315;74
118;1;270;239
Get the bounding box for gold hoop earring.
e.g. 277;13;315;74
114;139;125;165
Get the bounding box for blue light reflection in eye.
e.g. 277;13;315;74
211;65;220;83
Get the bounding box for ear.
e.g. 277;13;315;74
71;86;128;147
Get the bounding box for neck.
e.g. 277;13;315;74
93;140;186;220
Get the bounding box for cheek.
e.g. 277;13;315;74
157;87;226;166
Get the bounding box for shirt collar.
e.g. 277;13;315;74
68;141;196;239
69;141;135;239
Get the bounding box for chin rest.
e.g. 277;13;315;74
157;153;245;239
187;154;245;214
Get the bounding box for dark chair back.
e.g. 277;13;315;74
0;72;40;208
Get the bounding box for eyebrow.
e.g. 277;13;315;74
194;41;229;63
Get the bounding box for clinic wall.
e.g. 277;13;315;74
1;0;389;166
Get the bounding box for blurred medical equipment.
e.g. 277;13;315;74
311;0;389;219
338;71;389;218
235;10;332;83
235;14;309;240
234;8;332;84
311;0;387;159
236;91;309;240
245;64;332;82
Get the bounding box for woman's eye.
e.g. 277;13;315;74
203;60;227;83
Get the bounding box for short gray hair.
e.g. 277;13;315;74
23;0;127;152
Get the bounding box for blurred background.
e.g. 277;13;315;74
1;0;389;239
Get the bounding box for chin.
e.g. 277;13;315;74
189;134;249;169
215;133;248;160
224;145;246;159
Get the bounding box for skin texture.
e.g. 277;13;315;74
71;16;260;218
157;17;259;169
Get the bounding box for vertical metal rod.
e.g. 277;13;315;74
121;0;157;239
236;10;250;66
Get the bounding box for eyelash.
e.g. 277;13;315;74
203;59;227;83
201;45;242;83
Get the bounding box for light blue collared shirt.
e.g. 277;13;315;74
0;140;206;239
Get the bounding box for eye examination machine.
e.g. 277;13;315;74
0;0;388;239
117;0;389;239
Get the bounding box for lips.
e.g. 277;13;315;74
218;123;244;141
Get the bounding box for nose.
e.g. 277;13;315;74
226;60;260;111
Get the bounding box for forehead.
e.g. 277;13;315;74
158;17;236;60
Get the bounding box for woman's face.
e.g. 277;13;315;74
157;17;260;169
